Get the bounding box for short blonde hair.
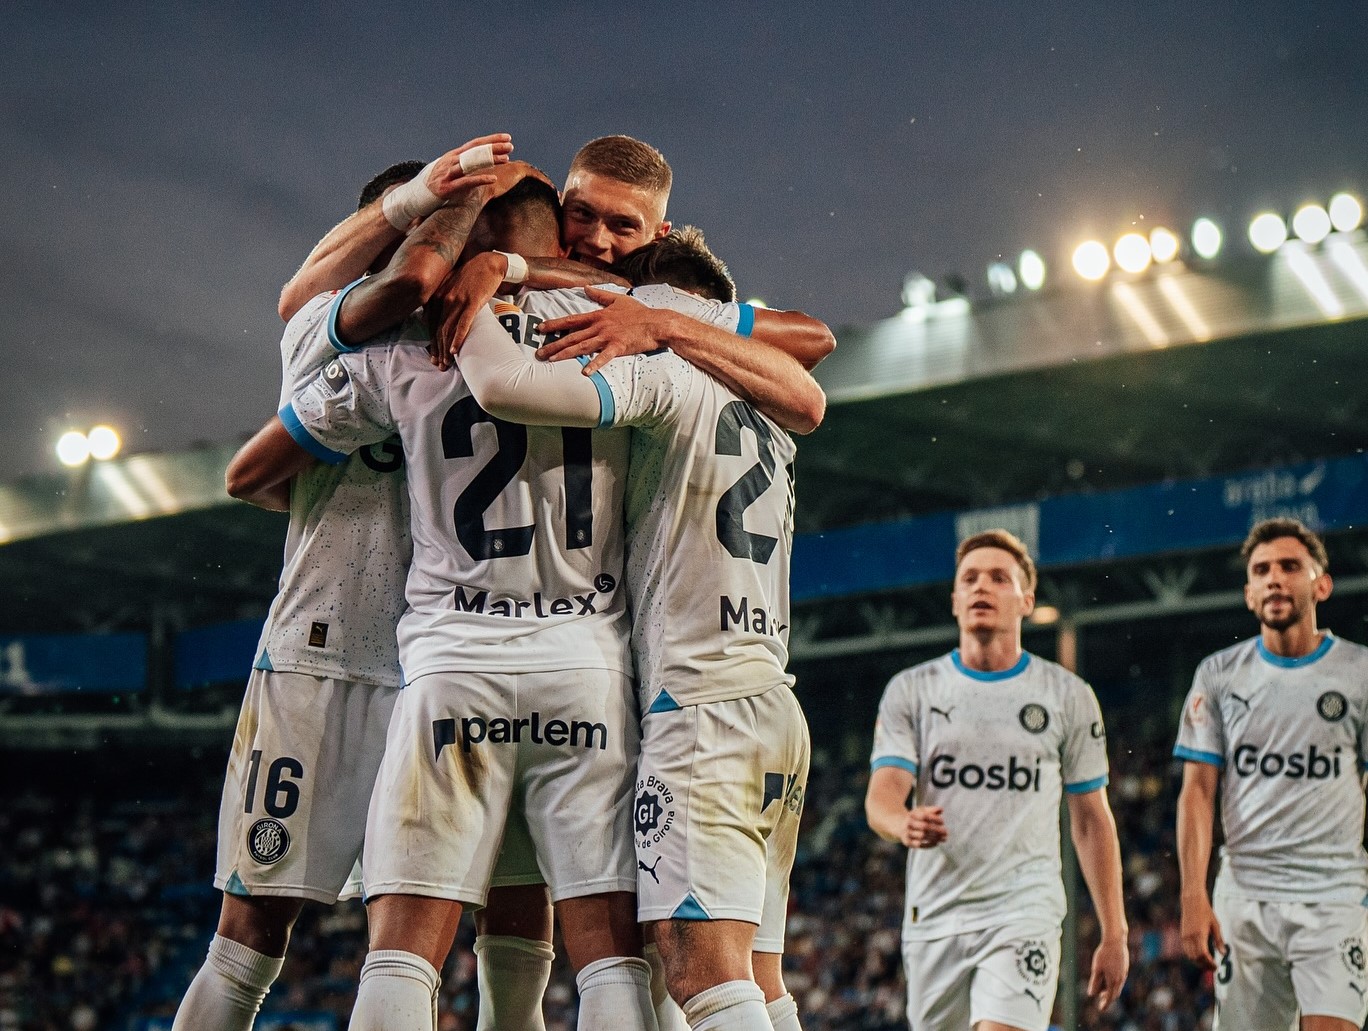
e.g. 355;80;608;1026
568;135;673;196
956;529;1037;590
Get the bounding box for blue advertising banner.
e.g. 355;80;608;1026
0;632;146;694
793;453;1367;601
174;618;263;689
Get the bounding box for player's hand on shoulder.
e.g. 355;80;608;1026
426;133;514;198
1087;934;1129;1012
538;286;672;374
424;252;509;369
1178;892;1224;968
902;805;947;849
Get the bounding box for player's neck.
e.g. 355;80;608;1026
957;630;1024;674
1259;617;1326;659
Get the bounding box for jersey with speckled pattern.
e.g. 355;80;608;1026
253;291;410;688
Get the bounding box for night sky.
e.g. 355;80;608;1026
5;0;1366;482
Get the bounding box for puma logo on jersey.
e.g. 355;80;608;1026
720;595;787;637
453;585;602;617
1023;988;1043;1007
638;856;662;884
930;706;955;722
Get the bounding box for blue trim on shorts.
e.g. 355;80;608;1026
735;303;755;337
224;871;251;896
951;649;1031;681
1256;634;1334;668
871;756;918;775
671;894;711;920
253;650;275;672
1064;774;1109;795
1173;745;1225;768
327;278;368;352
647;689;681;714
279;403;348;465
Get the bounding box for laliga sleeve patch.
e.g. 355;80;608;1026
459;143;496;174
322;359;349;394
247;818;291;865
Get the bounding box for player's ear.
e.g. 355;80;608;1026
656;219;671;239
1021;589;1035;618
1314;571;1334;602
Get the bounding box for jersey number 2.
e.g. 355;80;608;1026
715;401;789;563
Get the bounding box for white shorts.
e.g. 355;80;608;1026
362;668;638;906
903;922;1061;1031
633;685;809;953
214;669;399;905
488;800;543;888
1213;893;1368;1029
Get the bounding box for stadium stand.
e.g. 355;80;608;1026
4;234;1368;1028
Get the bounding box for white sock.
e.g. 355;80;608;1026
681;980;771;1031
475;934;553;1030
644;944;689;1031
764;993;802;1031
171;934;283;1031
350;949;441;1031
575;956;658;1031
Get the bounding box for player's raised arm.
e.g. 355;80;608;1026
539;287;826;434
278;135;513;321
1067;788;1129;1010
1176;760;1225;968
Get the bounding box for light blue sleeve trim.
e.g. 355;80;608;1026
279;403;348;465
576;355;615;427
1064;774;1109;795
1173;745;1225;768
870;756;918;775
327;278;368;353
735;303;755;337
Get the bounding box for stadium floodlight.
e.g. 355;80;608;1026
87;425;122;461
1149;227;1180;264
57;431;91;467
1072;240;1110;281
1291;204;1332;245
1191;218;1222;259
901;271;936;310
1329;192;1363;233
1113;233;1152;274
986;262;1018;296
1018;250;1046;290
1248;212;1288;254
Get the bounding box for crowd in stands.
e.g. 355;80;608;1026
2;731;1218;1030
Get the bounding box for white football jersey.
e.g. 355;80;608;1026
254;289;410;688
597;350;797;711
870;651;1110;941
1174;633;1368;903
286;310;631;680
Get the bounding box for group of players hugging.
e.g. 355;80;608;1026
169;133;1368;1031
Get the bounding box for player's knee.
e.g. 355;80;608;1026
216;893;305;958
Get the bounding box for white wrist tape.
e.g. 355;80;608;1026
459;143;497;175
495;251;529;285
381;157;443;230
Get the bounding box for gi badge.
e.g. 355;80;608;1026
634;775;676;845
248;818;290;865
1019;703;1049;734
635;792;664;836
1341;937;1366;979
1014;939;1051;985
1318;691;1348;723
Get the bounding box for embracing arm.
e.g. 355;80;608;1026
225;418;316;511
536;288;826;434
1068;788;1129;1010
452;307;603;428
278;134;513;321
